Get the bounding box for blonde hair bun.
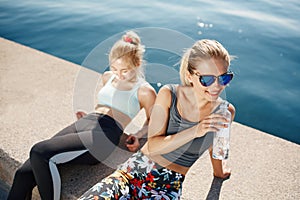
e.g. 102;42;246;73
122;31;141;46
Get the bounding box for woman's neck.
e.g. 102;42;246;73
186;86;216;109
112;75;139;91
179;86;219;122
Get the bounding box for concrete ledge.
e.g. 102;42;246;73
1;37;299;199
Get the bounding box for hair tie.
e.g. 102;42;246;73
124;36;134;44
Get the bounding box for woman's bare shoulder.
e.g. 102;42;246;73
138;83;156;95
153;85;175;108
101;71;114;85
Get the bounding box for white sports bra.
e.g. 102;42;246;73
97;74;147;119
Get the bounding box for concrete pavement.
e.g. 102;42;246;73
0;37;299;199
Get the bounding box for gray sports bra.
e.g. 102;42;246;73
162;84;219;167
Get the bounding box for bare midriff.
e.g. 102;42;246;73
94;104;132;130
141;145;190;176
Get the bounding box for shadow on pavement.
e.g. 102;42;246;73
206;176;229;200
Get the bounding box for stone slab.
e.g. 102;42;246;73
1;37;299;199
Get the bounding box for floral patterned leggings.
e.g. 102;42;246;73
79;151;185;200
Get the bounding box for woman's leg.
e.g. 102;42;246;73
30;132;90;200
78;170;132;200
29;114;123;200
7;119;81;200
7;159;35;200
80;151;185;200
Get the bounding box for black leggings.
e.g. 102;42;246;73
7;113;123;200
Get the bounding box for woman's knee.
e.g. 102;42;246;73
79;170;130;199
14;166;29;179
29;141;52;162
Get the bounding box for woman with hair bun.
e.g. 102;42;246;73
79;39;235;200
7;31;156;200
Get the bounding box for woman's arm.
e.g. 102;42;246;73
146;86;230;156
146;86;198;155
136;84;157;138
125;84;156;152
209;147;231;179
76;72;112;119
209;103;235;179
125;84;157;138
98;71;113;90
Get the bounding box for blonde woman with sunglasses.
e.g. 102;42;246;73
79;39;235;200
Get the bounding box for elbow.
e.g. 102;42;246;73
146;137;155;155
145;137;161;156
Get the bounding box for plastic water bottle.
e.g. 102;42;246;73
212;101;231;160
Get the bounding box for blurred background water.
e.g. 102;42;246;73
0;0;299;145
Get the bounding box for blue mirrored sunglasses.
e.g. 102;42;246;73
194;72;234;87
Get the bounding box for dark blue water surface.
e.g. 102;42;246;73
1;0;299;144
